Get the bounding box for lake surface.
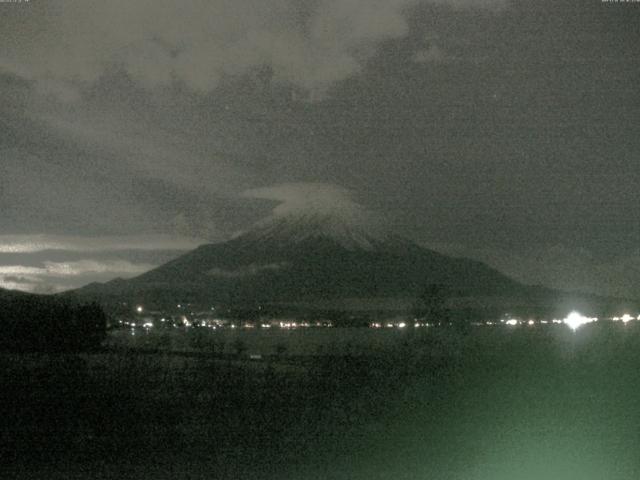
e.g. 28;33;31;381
4;322;640;479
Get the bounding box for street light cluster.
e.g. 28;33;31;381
128;304;638;333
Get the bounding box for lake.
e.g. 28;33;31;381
3;321;640;479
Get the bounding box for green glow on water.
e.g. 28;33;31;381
291;326;640;480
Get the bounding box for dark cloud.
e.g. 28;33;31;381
0;0;638;295
0;0;506;98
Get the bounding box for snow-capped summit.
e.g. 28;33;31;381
235;182;403;250
233;211;394;251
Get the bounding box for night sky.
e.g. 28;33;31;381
0;0;638;297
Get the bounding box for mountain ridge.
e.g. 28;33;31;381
67;213;638;318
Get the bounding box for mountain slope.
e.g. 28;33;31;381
70;214;637;317
73;214;520;303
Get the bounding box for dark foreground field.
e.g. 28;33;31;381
2;324;640;479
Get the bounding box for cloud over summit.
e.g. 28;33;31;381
242;182;369;221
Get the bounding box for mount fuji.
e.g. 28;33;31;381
70;211;629;318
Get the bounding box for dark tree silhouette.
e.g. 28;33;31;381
415;283;451;326
233;338;247;358
0;292;107;352
274;343;288;358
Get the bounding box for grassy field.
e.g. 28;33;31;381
2;323;640;479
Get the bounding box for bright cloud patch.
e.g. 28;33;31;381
0;234;205;253
0;0;506;100
0;260;156;293
0;234;205;293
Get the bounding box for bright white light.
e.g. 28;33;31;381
136;306;143;313
563;311;594;331
505;319;518;326
621;314;634;323
527;320;535;326
398;322;406;328
143;322;153;328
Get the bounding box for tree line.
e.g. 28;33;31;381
0;293;106;352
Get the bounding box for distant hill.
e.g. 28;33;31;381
69;213;638;319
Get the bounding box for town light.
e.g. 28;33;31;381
621;314;633;323
563;311;594;331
